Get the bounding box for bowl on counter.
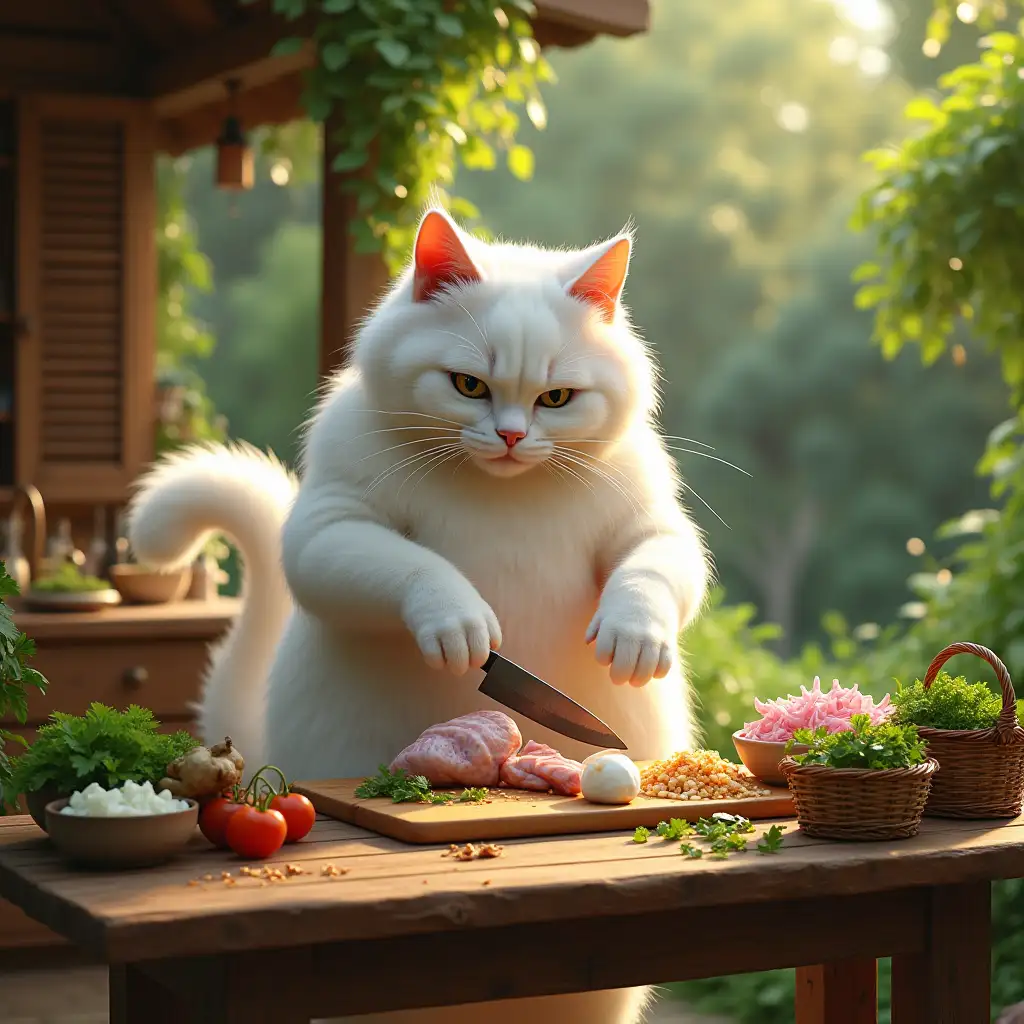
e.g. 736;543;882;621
732;731;809;787
109;564;192;605
44;798;199;870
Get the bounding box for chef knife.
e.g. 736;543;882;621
479;650;627;750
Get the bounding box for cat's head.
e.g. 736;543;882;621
355;208;657;479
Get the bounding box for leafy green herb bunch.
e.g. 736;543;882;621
787;714;929;771
891;672;1018;732
4;703;197;809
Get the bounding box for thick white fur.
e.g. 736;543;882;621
129;211;709;1024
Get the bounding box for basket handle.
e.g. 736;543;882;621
923;641;1021;742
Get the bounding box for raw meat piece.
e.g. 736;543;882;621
739;677;893;742
499;740;584;796
389;711;522;787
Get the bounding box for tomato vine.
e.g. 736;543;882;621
258;0;554;271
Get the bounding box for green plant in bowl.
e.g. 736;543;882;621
0;565;48;808
4;703;198;829
31;563;111;594
787;714;928;770
890;672;1017;731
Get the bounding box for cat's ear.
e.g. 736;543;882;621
412;210;482;303
565;236;632;323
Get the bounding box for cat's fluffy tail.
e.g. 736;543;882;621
127;442;298;765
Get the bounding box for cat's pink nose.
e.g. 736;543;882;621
496;428;525;448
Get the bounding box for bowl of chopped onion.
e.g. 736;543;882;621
44;781;199;870
732;732;808;786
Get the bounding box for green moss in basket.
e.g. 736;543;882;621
786;714;928;770
3;703;198;809
890;672;1018;731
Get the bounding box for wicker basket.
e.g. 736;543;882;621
779;756;938;841
915;642;1024;818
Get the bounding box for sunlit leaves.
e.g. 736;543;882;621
269;0;551;272
853;15;1024;400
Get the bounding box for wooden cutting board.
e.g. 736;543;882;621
293;778;795;844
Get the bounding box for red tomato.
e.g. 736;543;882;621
225;805;288;860
199;796;246;849
270;793;316;843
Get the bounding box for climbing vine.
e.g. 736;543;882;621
257;0;554;271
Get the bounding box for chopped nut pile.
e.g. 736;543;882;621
442;842;504;861
188;861;349;886
640;750;771;801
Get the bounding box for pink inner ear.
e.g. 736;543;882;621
567;238;631;323
412;211;482;303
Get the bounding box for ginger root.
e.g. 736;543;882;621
158;737;245;801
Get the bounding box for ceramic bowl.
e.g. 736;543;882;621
732;731;809;787
44;798;199;870
110;564;192;605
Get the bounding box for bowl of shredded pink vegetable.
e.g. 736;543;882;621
733;677;894;785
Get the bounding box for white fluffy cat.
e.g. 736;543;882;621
128;208;710;1024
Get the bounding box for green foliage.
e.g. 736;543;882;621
262;0;553;271
789;714;929;769
891;671;1009;729
156;158;226;454
0;566;47;806
4;704;198;808
853;27;1024;394
31;563;111;594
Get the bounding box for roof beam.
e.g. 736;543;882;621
148;10;313;118
534;0;649;38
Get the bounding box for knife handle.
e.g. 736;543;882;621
482;650;498;672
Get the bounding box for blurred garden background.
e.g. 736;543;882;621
157;0;1024;1018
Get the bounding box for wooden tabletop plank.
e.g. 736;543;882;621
11;598;240;640
3;813;1024;962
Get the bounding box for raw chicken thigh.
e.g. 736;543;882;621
389;710;523;787
499;740;584;796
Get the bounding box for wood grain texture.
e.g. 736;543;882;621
891;882;991;1024
795;959;877;1024
294;777;795;844
0;813;1022;963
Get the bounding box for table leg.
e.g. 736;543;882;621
794;958;878;1024
109;964;188;1024
891;881;990;1024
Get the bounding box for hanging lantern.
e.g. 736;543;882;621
215;79;254;191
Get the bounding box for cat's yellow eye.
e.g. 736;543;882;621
538;388;574;409
450;372;490;399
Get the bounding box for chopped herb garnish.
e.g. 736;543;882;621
656;817;693;840
633;814;777;860
757;824;786;854
355;766;487;805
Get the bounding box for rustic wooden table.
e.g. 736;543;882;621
0;810;1016;1024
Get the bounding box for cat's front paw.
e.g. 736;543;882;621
585;603;675;687
402;578;502;675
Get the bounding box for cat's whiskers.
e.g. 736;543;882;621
359;434;462;462
679;482;731;530
659;433;716;451
550;448;645;530
397;445;467;499
561;444;733;530
355;409;466;429
662;445;750;477
435;329;489;367
401;448;471;501
362;443;463;499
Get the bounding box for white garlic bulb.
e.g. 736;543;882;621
581;753;641;805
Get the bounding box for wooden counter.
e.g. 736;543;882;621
1;598;240;957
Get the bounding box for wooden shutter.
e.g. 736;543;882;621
16;95;155;503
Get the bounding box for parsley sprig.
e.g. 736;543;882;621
787;714;927;770
632;812;784;858
355;765;487;805
891;672;1016;731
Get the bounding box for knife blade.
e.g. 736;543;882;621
479;651;627;750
